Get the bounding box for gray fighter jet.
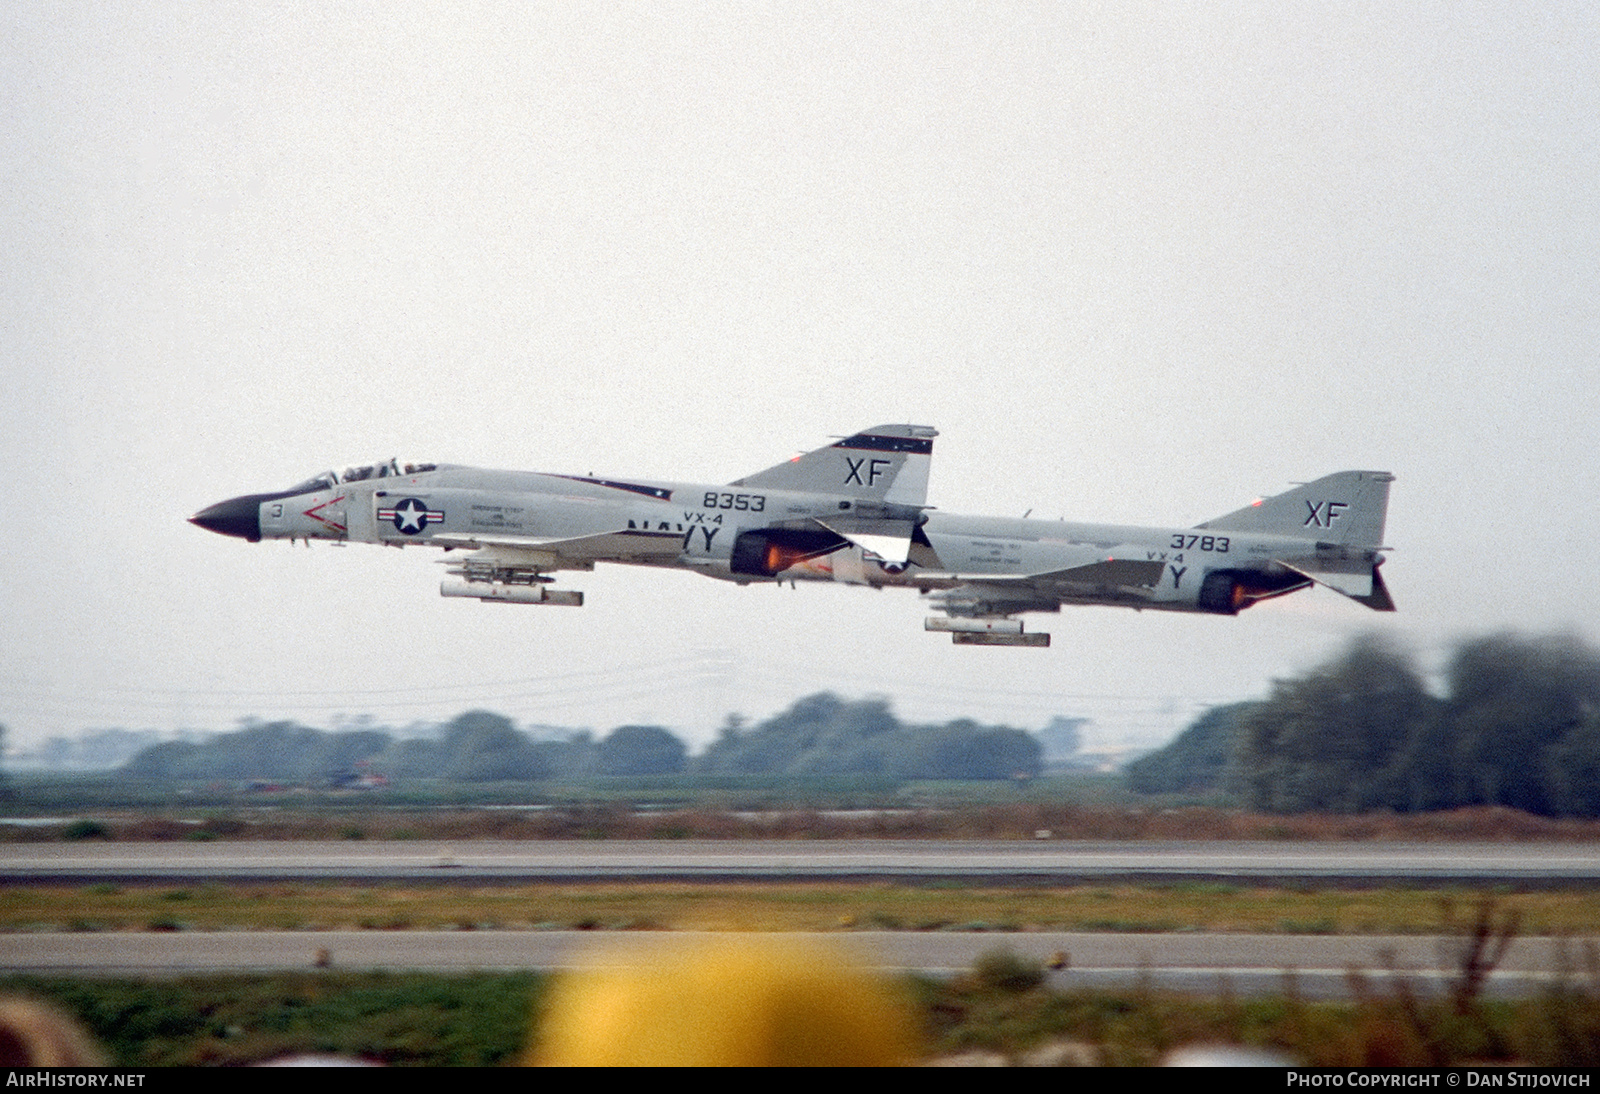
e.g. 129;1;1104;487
190;426;1393;647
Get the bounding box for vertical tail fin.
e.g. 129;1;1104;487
732;424;938;506
1198;471;1394;545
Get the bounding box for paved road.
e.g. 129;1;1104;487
8;839;1600;885
8;842;1594;998
2;930;1587;999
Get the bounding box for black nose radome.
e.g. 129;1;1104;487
190;495;265;542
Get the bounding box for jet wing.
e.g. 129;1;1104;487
432;528;684;565
909;558;1167;590
914;557;1168;615
1025;558;1169;588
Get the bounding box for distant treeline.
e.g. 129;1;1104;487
1127;632;1600;817
697;693;1039;780
118;693;1041;783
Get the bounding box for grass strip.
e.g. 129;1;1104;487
6;881;1600;935
6;958;1600;1066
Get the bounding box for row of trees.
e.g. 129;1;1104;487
118;694;1041;783
121;713;687;783
698;693;1040;780
1128;633;1600;817
22;727;167;771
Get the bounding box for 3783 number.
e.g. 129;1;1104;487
703;492;766;512
1170;534;1229;552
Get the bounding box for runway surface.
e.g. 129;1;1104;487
3;930;1589;999
8;841;1598;998
7;839;1600;885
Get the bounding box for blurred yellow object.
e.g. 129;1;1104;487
0;997;108;1067
530;937;920;1067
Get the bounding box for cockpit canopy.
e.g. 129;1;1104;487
285;459;437;495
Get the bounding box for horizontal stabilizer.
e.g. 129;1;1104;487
815;516;916;565
1277;561;1396;612
1360;566;1397;612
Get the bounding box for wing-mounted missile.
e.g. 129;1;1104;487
914;557;1168;647
440;578;583;606
921;584;1059;648
924;617;1051;648
431;526;686;605
438;558;585;606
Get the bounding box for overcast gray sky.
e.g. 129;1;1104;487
3;3;1597;753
